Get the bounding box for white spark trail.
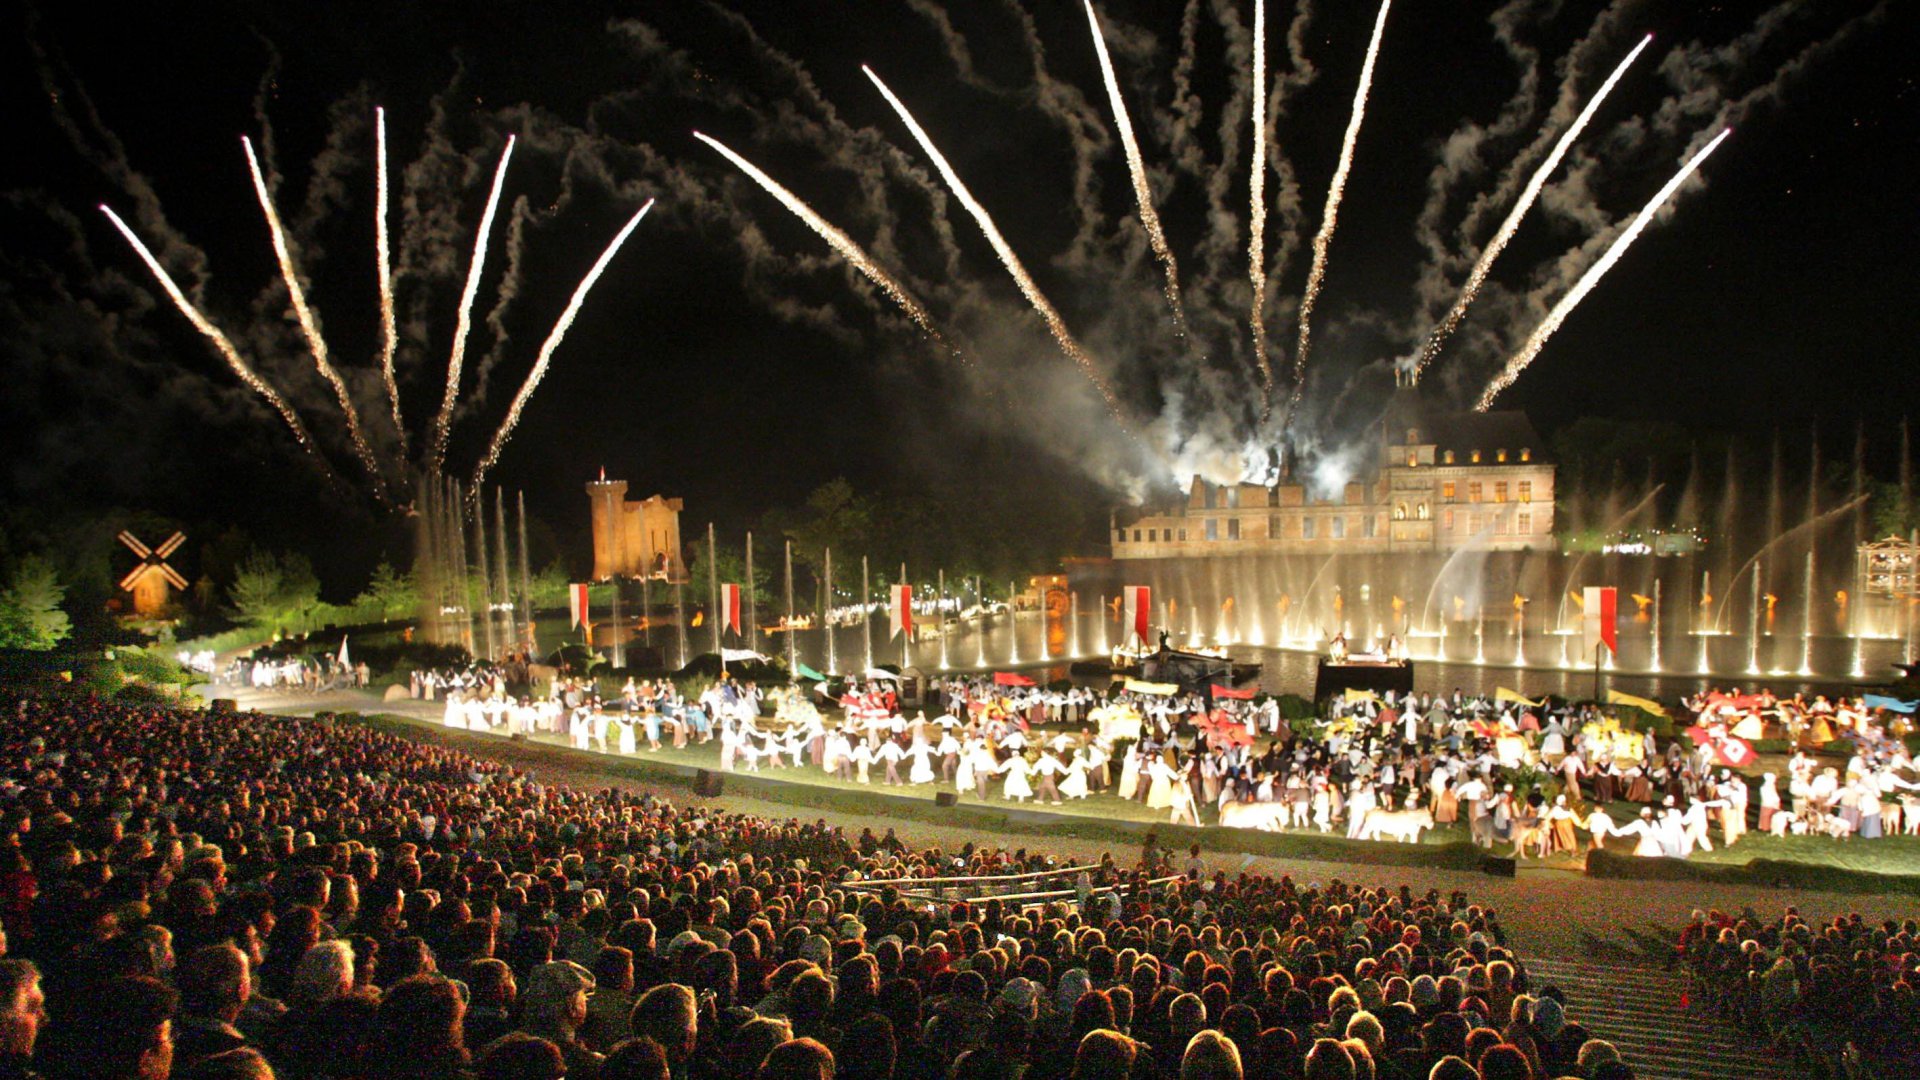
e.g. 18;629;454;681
863;64;1127;424
694;132;945;344
1289;0;1392;420
100;204;339;483
472;199;654;489
1085;0;1185;337
1414;33;1652;384
1249;0;1274;406
375;107;405;455
1477;127;1731;411
430;135;515;475
242;135;385;487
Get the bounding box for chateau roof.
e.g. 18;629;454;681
1380;392;1548;459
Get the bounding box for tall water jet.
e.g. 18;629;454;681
745;532;757;653
1800;551;1816;675
1097;594;1111;655
1474;609;1485;665
938;569;950;669
492;489;512;659
674;580;687;669
1008;580;1021;664
1070;591;1081;658
824;548;838;675
1650;579;1663;671
785;541;798;675
516;492;534;653
469;486;494;659
707;524;721;659
1748;562;1763;674
862;557;874;672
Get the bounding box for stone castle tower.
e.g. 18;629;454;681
586;473;686;581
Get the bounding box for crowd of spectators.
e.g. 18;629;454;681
0;690;1639;1080
1678;906;1920;1078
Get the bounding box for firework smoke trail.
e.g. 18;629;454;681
430;135;516;476
375;107;405;455
1413;34;1653;385
1288;0;1392;421
472;199;654;489
862;65;1127;424
694;132;946;345
99;204;339;484
1477;127;1731;411
242;136;386;489
1248;0;1274;407
1085;0;1186;337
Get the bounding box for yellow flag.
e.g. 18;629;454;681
1344;688;1380;704
1495;687;1542;707
1123;678;1179;696
1606;689;1666;715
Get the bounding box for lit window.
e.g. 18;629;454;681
1518;512;1532;534
1519;480;1532;502
1407;454;1417;468
1495;481;1508;503
1442;509;1454;530
1417;503;1430;521
1444;450;1455;464
1471;450;1482;464
1442;481;1457;501
1469;482;1483;503
1497;448;1508;463
1520;448;1531;462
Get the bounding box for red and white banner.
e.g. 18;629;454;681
889;584;913;640
1122;585;1152;646
569;583;590;630
721;584;742;634
993;671;1036;687
1582;586;1618;658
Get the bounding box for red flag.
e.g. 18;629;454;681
1210;684;1257;700
1122;585;1152;647
569;583;590;630
1715;739;1756;768
1582;587;1618;656
889;584;913;641
993;671;1037;687
721;584;742;634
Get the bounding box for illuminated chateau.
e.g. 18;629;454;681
586;473;687;581
1113;398;1556;559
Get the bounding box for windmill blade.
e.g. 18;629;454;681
156;532;186;558
160;565;190;591
120;565;148;591
118;531;151;558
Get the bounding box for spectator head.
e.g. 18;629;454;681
1303;1037;1354;1080
725;1017;793;1077
1475;1044;1532;1080
475;1032;566;1080
1180;1029;1244;1080
522;960;596;1038
1577;1038;1622;1072
88;975;178;1080
178;944;251;1022
757;1036;835;1080
630;982;697;1064
375;974;469;1070
1072;1029;1138;1080
0;959;47;1059
1425;1056;1477;1080
290;939;355;1007
1169;991;1208;1040
467;958;517;1009
602;1035;672;1080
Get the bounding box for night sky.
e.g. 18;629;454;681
2;0;1912;589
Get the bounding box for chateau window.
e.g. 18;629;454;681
1178;529;1188;541
1494;481;1508;503
1269;515;1281;538
1147;529;1156;542
1471;450;1482;464
1268;487;1280;507
1442;509;1454;530
1407;454;1418;468
1519;480;1533;502
1518;512;1532;534
1469;513;1482;533
1469;482;1483;503
1364;516;1377;538
1132;529;1142;542
1497;448;1508;463
1520;448;1531;462
1416;503;1430;521
1228;518;1241;540
1444;450;1455;464
1442;481;1457;501
1302;517;1316;539
1205;519;1218;541
1393;502;1408;521
1330;517;1345;539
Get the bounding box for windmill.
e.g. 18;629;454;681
119;530;188;617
